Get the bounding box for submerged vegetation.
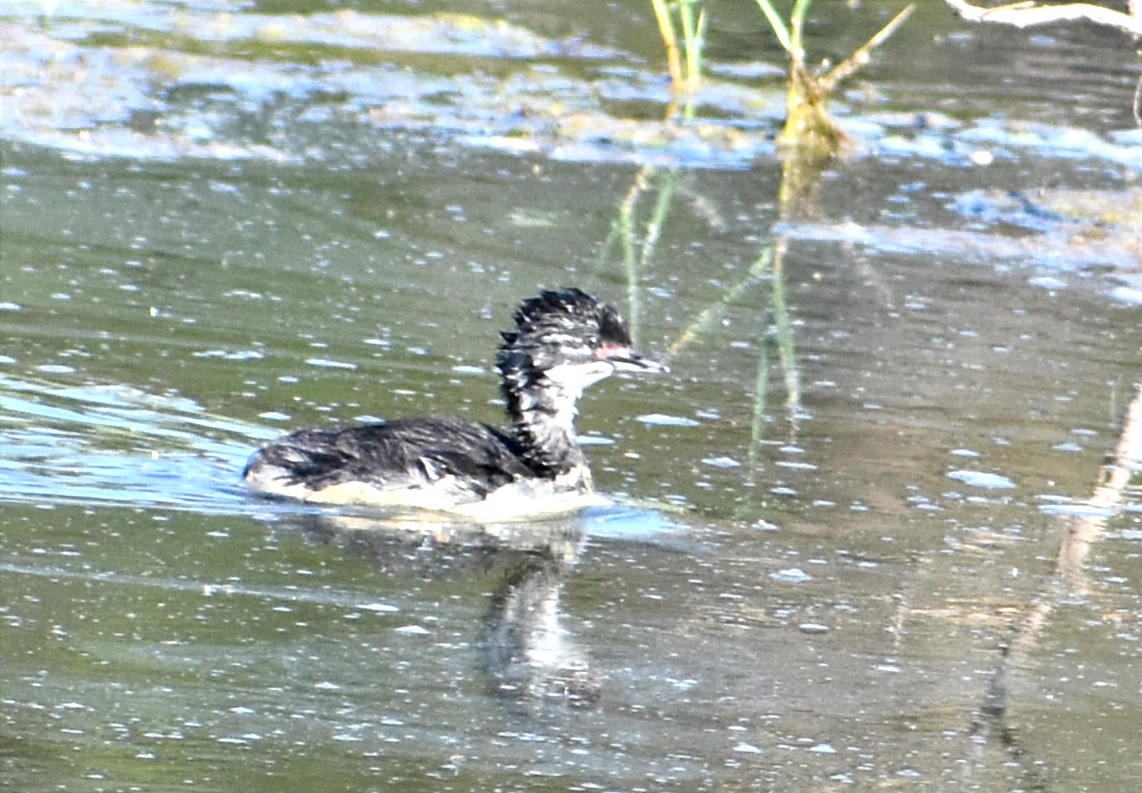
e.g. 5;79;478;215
653;0;915;159
768;1;914;158
597;166;803;524
632;4;911;488
649;0;706;119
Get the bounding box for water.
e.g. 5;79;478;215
3;2;1142;790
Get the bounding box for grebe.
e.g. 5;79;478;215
242;288;666;513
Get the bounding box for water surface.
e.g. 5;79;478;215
2;2;1141;790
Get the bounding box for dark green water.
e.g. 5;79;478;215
3;2;1141;790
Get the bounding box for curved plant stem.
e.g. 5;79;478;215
788;0;814;62
821;3;915;93
651;0;707;118
778;2;914;158
752;0;793;54
650;0;685;90
680;2;707;94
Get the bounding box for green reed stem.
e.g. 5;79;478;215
679;1;706;85
752;0;793;54
768;238;801;415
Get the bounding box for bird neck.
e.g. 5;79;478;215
499;362;588;480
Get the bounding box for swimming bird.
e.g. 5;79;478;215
242;288;666;514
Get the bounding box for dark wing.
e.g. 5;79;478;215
244;417;533;501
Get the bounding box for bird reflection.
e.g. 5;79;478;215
274;509;599;707
479;540;600;705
